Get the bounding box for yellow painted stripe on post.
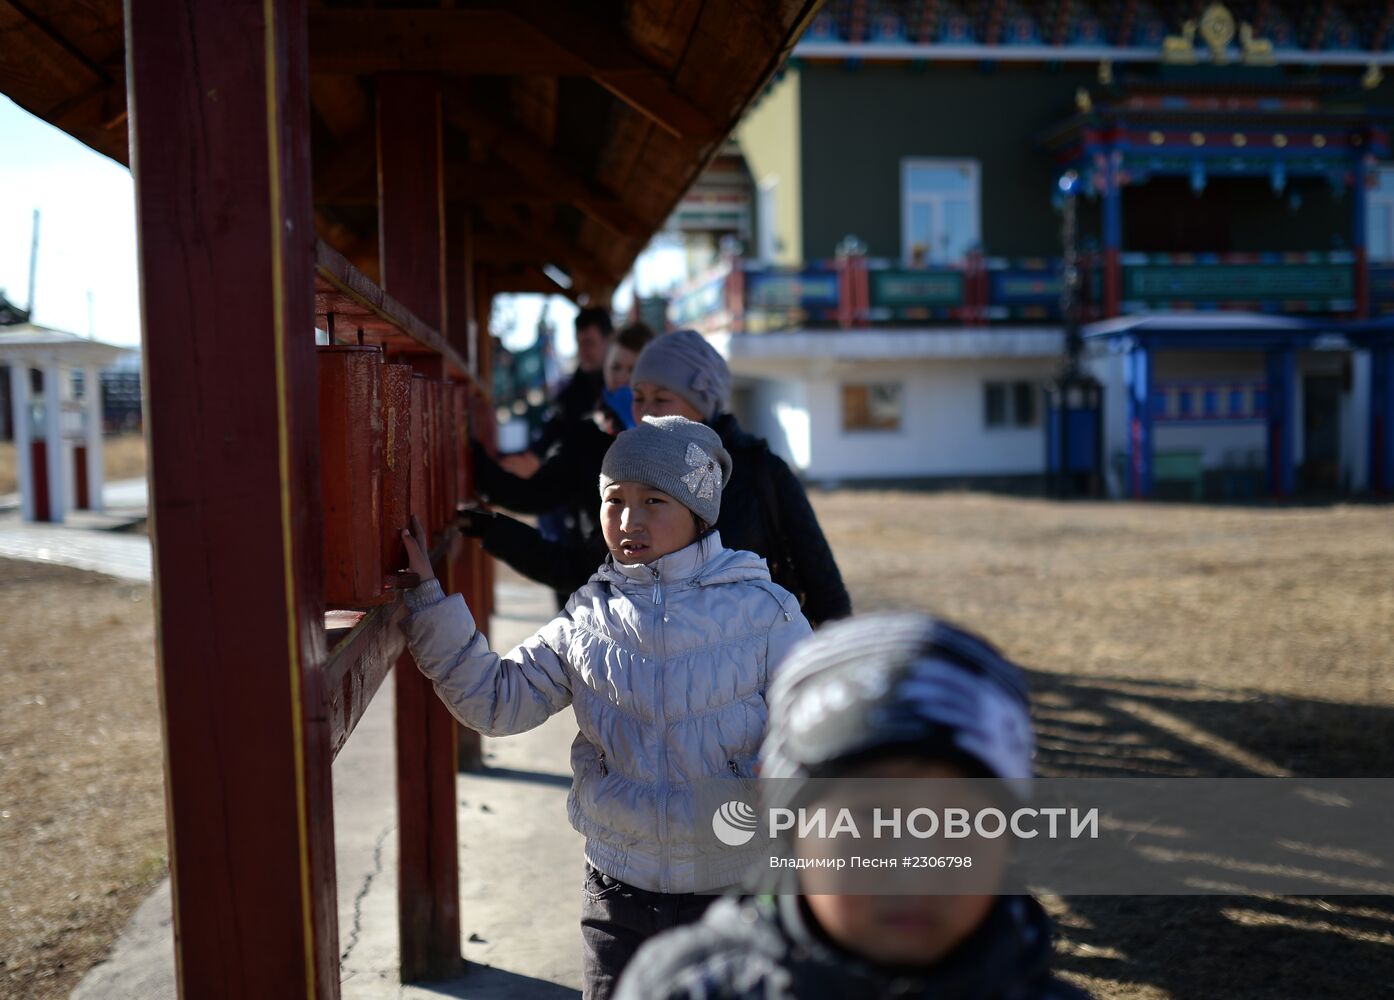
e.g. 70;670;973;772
263;0;319;995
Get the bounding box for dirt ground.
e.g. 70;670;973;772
0;433;146;497
811;491;1394;999
1;491;1391;998
0;560;161;1000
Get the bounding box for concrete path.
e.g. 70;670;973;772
73;578;587;999
0;477;150;581
0;474;148;515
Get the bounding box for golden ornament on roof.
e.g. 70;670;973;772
1199;4;1236;62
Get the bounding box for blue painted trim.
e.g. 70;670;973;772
1265;348;1297;497
1353;155;1370;253
1125;341;1153;499
1372;345;1394;494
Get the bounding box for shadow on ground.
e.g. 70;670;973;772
1025;670;1394;998
364;966;579;1000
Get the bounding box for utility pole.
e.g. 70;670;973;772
27;209;40;319
1046;171;1104;499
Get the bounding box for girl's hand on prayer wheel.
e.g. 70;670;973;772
401;515;436;583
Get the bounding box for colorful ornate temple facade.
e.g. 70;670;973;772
673;2;1394;497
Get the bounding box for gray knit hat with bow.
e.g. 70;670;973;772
599;416;732;526
631;329;732;420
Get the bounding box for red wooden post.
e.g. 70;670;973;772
127;0;339;996
378;71;464;982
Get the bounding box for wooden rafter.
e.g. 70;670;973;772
5;0;114;84
473;222;611;291
307;9;570;75
508;0;720;140
444;90;647;239
307;7;718;140
486;263;580;300
315;152;557;208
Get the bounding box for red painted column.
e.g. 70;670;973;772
74;445;90;510
377;72;464;983
30;441;50;521
126;0;337;996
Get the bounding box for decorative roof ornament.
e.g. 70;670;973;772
1240;23;1275;65
1198;4;1237;63
1162;19;1198;64
1163;5;1273;67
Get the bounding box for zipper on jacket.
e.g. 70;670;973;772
598;749;608;777
729;759;755;796
653;567;669;891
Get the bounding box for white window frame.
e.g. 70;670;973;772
1368;164;1394;264
984;380;1039;430
901;158;981;264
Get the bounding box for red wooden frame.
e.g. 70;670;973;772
128;4;491;994
378;72;467;983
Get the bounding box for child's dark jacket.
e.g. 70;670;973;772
616;891;1089;1000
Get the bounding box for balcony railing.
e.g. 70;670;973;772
668;250;1367;333
667;254;1064;332
1102;251;1359;315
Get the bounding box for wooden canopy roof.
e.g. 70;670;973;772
0;0;820;302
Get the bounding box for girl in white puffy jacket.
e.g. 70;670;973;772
399;415;812;1000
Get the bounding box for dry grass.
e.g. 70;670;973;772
0;433;146;496
812;490;1394;999
0;560;161;1000
815;491;1393;709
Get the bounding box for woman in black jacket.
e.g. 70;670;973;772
465;323;653;606
628;329;850;626
466;328;851;627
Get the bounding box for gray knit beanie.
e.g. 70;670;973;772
630;329;732;420
598;416;732;526
761;613;1035;811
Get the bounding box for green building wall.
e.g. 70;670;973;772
798;63;1095;260
794;62;1368;263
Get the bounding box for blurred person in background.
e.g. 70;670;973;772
462;323;655;601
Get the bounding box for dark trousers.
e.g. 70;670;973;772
580;862;718;1000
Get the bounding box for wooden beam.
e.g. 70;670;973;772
312;128;377;204
486;264;580;300
126;0;338;995
317;155;555;208
307;7;718;140
473;225;611;291
324;603;406;759
310;75;370;139
6;0;115;84
314;240;470;378
444;92;647;239
376;72;465;984
309;9;585;75
511;0;721;140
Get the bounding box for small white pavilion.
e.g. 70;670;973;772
1;323;132;522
